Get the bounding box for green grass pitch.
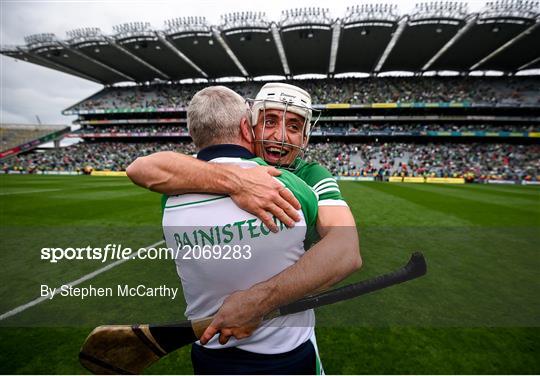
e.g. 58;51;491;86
0;175;539;374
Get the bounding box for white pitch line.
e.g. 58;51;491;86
0;239;165;321
0;188;63;196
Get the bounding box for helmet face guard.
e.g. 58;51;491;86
247;85;321;171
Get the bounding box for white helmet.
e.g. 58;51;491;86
250;82;314;137
248;82;320;169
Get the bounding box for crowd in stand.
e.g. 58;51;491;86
305;142;540;181
320;123;539;134
76;123;538;136
4;141;538;181
3;142;197;173
70;77;540;112
79;125;188;134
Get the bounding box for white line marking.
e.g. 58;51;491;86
0;188;63;196
0;183;132;196
0;240;165;321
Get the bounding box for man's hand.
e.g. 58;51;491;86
199;289;268;346
225;165;301;233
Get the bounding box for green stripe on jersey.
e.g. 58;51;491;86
165;195;228;209
161;193;167;213
294;159;345;203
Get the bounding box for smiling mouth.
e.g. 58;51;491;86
265;145;290;160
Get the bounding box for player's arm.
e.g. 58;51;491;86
201;208;361;345
280;167;362;292
127;151;245;195
309;205;361;291
255;206;361;301
126;151;300;231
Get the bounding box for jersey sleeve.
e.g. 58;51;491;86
297;163;348;207
276;171;318;229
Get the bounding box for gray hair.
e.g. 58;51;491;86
187;86;249;148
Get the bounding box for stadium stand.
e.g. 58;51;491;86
1;2;538;183
2;74;538;181
64;77;540;113
2;142;197;173
306;142;540;181
0;124;68;151
2;75;539;182
3;141;538;182
74;123;538;136
77;125;188;134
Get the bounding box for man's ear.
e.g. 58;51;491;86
240;117;253;143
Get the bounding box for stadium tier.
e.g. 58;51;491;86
63;77;540;114
72;123;539;137
1;124;62;151
4;141;539;182
0;124;71;158
2;75;539;181
64;76;538;144
1;2;540;82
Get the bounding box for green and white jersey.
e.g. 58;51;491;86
294;159;348;207
162;155;318;354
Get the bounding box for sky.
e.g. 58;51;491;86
1;0;493;125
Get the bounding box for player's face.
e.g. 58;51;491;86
253;109;306;166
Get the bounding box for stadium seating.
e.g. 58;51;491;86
77;125;188;134
74;123;538;136
66;77;540;113
3;78;538;182
0;124;67;152
2;142;196;173
3;141;538;182
305;142;540;181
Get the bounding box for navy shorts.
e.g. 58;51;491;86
191;340;317;375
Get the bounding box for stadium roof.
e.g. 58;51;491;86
1;1;539;84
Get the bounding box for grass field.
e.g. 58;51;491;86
0;175;539;374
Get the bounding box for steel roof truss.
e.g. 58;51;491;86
106;36;170;80
470;20;540;70
156;32;208;78
422;15;477;71
375;16;408;72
